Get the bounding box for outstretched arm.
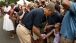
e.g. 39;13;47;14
45;29;54;38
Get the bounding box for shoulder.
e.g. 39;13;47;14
32;8;43;12
56;11;60;15
70;2;76;9
29;8;43;15
10;9;14;13
70;2;76;5
55;11;61;17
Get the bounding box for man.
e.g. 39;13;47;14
16;3;55;43
60;0;76;43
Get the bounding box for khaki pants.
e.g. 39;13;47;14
60;35;73;43
47;36;54;43
16;24;31;43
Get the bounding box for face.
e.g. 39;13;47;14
45;9;53;16
34;3;38;8
22;6;26;10
55;23;60;28
5;2;8;7
11;3;15;8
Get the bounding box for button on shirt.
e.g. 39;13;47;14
21;8;44;30
60;2;76;40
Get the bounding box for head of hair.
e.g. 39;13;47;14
45;2;55;12
11;3;15;8
35;1;39;5
28;3;34;10
56;0;60;5
41;1;45;5
5;2;8;5
15;2;17;5
14;7;20;12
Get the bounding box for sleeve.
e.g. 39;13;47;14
33;14;42;28
70;2;76;16
18;12;23;16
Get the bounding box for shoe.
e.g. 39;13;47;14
10;36;14;39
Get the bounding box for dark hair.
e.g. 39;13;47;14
15;2;17;5
35;1;39;5
41;1;45;5
56;1;60;5
55;4;60;13
14;7;20;12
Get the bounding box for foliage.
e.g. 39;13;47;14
5;0;19;4
0;1;5;6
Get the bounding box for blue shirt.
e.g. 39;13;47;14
18;10;29;21
21;8;44;30
60;2;76;40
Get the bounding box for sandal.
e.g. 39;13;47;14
10;36;14;39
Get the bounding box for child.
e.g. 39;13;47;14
44;23;60;43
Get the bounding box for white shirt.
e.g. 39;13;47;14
4;6;11;12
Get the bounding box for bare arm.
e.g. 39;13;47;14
19;12;25;20
1;8;4;17
45;29;54;38
32;25;43;40
9;10;17;20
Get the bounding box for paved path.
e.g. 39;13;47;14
0;18;20;43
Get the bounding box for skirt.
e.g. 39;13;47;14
3;14;14;31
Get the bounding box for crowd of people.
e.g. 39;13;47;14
0;0;76;43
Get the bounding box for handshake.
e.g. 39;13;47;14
41;34;47;39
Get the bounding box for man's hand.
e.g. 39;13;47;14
40;36;44;40
39;36;44;43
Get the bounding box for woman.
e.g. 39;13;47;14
3;3;16;38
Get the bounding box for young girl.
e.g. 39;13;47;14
44;23;61;43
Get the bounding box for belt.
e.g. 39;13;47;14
4;12;8;14
19;22;31;34
19;22;25;27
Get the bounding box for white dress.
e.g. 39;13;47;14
3;6;14;31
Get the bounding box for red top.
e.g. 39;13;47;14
8;8;14;15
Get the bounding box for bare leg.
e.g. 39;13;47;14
9;31;14;38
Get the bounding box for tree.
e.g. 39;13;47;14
0;1;5;6
5;0;19;4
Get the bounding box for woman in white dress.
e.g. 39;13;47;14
3;3;16;38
